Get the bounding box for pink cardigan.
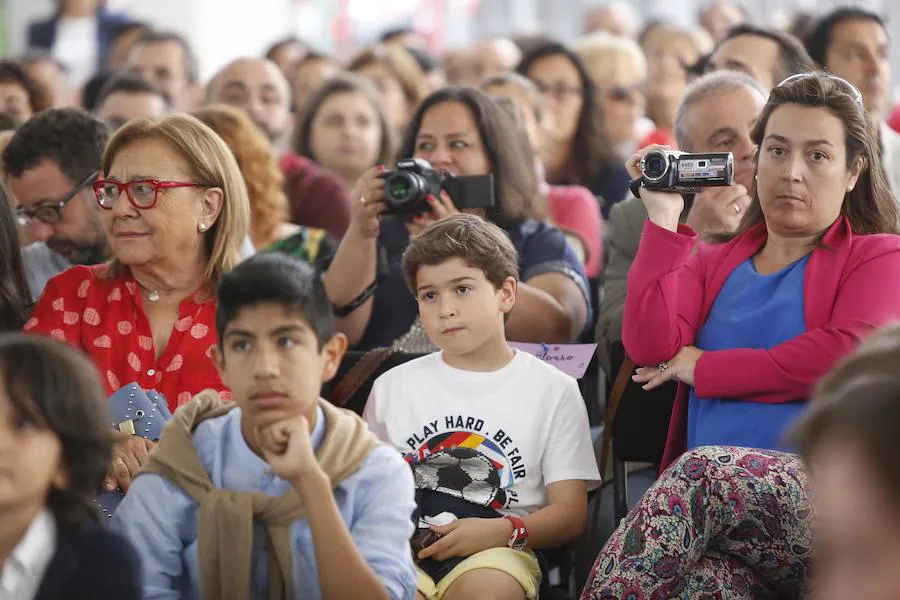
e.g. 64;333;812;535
624;216;900;470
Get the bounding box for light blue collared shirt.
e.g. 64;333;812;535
111;406;417;600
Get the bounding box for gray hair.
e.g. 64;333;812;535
673;71;767;151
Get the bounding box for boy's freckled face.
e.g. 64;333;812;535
415;257;514;355
213;303;331;432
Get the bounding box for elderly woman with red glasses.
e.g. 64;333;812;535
25;114;249;488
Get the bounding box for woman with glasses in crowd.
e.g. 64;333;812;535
517;41;629;219
25;113;249;492
623;72;900;474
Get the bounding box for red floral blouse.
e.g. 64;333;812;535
24;265;230;413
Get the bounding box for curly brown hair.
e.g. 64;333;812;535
192;104;289;249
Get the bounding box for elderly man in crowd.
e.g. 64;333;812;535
596;71;767;373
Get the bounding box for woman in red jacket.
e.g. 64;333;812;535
623;72;900;471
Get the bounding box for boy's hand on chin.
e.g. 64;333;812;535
257;416;322;484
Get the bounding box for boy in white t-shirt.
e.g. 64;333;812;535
364;214;601;600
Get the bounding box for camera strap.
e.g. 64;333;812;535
629;178;644;199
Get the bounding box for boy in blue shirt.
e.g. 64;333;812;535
113;253;417;600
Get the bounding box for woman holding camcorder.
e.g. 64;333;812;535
322;86;591;352
623;72;900;470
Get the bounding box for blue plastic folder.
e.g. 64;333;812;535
95;383;172;518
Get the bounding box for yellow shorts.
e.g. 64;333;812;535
415;547;542;600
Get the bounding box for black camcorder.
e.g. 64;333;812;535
640;150;734;193
382;158;494;218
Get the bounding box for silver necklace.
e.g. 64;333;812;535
147;290;161;302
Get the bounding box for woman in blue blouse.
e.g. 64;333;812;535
323;86;591;351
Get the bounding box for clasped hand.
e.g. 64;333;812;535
632;346;704;390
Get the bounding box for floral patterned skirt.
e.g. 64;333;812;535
582;446;813;600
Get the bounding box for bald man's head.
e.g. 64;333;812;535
207;57;292;143
472;38;522;81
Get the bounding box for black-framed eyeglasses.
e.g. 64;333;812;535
93;179;207;210
14;171;99;227
777;73;865;110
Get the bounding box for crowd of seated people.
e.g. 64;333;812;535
2;1;900;599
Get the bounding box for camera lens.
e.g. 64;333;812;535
641;150;668;182
388;178;413;201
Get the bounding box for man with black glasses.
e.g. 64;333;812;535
3;108;110;300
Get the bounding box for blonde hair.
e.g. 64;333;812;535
192;104;288;249
101;114;251;284
574;32;647;84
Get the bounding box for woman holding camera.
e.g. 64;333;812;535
323;86;591;351
624;72;900;471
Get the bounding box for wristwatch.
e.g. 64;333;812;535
503;515;528;551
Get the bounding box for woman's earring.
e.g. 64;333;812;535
198;223;207;232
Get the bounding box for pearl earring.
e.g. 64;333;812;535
199;223;207;232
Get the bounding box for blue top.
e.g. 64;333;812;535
687;255;810;451
358;217;592;350
111;406;417;600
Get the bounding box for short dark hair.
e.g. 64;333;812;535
517;41;619;183
95;72;172;110
716;24;815;83
216;253;336;350
791;324;900;506
110;20;152;45
80;70;116;112
3;108;110;184
402;213;519;293
131;31;199;84
0;60;50;114
404;45;439;74
805;7;888;70
0;333;114;526
381;27;416;44
396;86;543;225
0;182;30;330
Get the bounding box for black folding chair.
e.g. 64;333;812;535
601;341;676;523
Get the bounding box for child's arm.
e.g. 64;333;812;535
417;479;588;561
110;474;195;599
260;416;413;600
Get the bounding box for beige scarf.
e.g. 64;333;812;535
138;389;380;600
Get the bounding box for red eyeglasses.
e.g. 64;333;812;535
93;179;208;210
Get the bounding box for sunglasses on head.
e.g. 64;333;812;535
777;73;865;110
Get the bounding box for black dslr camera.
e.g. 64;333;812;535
382;158;494;218
640;150;734;193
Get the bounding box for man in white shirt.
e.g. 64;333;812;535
805;7;900;197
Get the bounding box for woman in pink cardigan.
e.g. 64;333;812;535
624;72;900;471
582;72;900;600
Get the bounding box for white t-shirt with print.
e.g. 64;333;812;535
363;350;601;517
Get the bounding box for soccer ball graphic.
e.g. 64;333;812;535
412;446;508;508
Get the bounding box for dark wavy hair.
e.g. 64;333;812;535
0;182;29;330
395;86;543;225
0;333;114;526
718;72;900;242
516;41;618;185
804;7;887;70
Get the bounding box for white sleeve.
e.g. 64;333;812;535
363;376;389;443
540;379;602;490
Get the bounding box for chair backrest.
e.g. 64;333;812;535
321;349;428;415
606;341;675;464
